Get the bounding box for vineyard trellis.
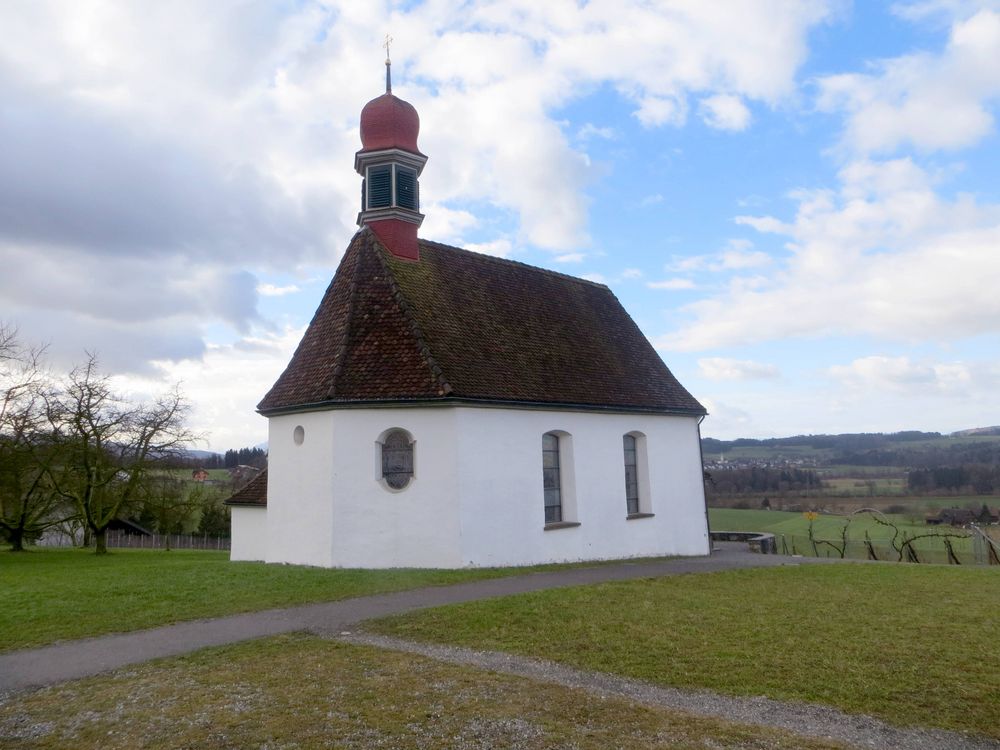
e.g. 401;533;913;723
776;508;999;565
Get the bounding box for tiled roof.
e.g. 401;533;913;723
258;228;705;416
224;469;268;507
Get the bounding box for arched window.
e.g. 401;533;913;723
381;429;414;490
542;432;562;523
623;434;639;515
623;432;652;518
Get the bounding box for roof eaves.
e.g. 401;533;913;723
258;395;707;418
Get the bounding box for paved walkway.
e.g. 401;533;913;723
0;545;819;692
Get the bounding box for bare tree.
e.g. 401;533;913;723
43;356;194;554
141;473;202;550
0;325;75;550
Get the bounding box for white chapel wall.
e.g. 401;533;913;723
265;410;337;567
263;404;708;569
229;506;267;562
326;407;463;567
454;407;710;566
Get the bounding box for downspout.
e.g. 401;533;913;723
697;415;712;554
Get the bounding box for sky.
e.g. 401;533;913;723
2;0;1000;451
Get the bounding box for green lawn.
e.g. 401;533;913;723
372;564;1000;739
0;548;534;653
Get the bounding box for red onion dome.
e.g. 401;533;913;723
359;93;421;154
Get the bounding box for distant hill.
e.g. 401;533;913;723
184;449;222;460
702;429;1000;469
951;426;1000;437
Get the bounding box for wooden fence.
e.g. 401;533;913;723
38;530;230;551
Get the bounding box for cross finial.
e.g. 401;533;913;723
383;33;393;92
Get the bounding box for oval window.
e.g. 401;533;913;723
381;429;413;489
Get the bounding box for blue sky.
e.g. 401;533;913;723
2;1;1000;450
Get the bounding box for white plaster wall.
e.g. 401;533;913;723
229;506;267;562
260;404;708;569
265;411;337;567
327;408;462;568
454;407;710;566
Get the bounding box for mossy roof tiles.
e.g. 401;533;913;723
258;228;705;416
224;469;268;507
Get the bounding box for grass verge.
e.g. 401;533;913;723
0;547;675;652
0;634;848;750
0;547;532;653
371;564;1000;738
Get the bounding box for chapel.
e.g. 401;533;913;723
226;57;710;568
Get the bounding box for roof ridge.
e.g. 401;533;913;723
368;230;454;397
324;233;365;400
418;238;609;290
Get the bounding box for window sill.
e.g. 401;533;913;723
626;512;655;520
544;521;581;531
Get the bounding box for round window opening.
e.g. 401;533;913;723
293;425;305;445
381;429;413;489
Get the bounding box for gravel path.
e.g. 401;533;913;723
340;632;1000;750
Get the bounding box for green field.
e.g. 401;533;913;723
0;548;531;652
708;507;981;560
710;506;933;538
372;564;1000;738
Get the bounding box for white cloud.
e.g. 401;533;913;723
581;272;607;283
664;157;1000;351
577;123;616;140
257;283;301;297
699;357;780;381
464;238;515;258
817;9;1000;154
698;94;752;131
635;95;688;127
640;194;665;207
621;268;644;279
669;239;771;273
115;328;304;451
828;355;982;393
555;252;586;263
697;398;757;436
647;278;696;290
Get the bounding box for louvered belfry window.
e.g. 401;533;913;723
396;166;418;210
381;429;413;489
366;164;419;212
543;432;562;523
624;434;639;515
367;164;392;209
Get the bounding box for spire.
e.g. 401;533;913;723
383;33;393;93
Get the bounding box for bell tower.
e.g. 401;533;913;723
354;41;426;261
